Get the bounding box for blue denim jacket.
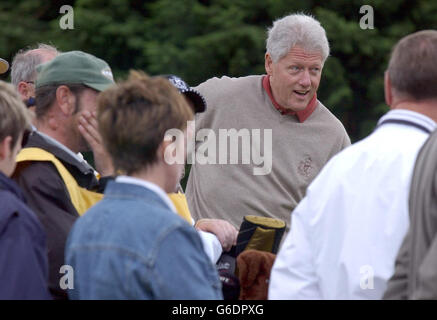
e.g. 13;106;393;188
65;181;223;299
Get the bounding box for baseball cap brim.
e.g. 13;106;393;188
0;58;9;74
184;90;206;113
85;81;115;92
164;74;207;113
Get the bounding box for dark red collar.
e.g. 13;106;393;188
262;75;317;123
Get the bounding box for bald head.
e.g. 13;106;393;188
28;48;58;64
11;44;59;87
11;44;60;104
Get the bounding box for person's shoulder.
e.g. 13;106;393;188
313;101;344;124
196;75;263;95
13;160;64;189
0;190;22;226
198;74;262;87
144;204;194;238
312;100;349;136
76;193;189;237
79;198;198;261
0;188;25;213
0;189;44;237
152;216;204;259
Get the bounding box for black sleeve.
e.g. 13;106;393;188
13;161;79;300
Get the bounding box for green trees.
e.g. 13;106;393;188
1;0;437;141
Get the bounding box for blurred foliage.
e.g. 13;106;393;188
1;0;437;142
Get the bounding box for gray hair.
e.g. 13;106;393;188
11;43;60;88
266;13;330;64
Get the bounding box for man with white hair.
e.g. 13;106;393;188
269;30;437;299
186;13;350;232
11;43;59;111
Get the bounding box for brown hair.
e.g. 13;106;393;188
35;83;88;119
0;80;31;148
388;30;437;101
97;70;194;174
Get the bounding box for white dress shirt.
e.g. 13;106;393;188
269;109;436;300
115;176;222;263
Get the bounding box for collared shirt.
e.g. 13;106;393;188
36;131;93;169
115;175;177;213
269;109;436;300
262;75;317;122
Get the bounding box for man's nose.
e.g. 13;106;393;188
298;69;311;87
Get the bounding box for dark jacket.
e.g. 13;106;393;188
12;130;109;299
0;171;50;299
384;129;437;299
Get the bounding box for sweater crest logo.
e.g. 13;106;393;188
298;155;313;178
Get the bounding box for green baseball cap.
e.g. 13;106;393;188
36;50;114;91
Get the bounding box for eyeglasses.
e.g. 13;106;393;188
21;129;31;148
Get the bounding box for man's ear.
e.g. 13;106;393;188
55;85;76;116
265;53;274;76
157;137;175;165
0;136;12;161
384;71;393;108
17;81;31;100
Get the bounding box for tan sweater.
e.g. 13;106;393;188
186;75;350;231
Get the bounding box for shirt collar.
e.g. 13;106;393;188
377;109;437;134
36;130;86;164
262;75;318;123
115;175;177;213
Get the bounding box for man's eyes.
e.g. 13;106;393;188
288;66;320;73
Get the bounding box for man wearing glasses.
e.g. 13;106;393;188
11;43;59;112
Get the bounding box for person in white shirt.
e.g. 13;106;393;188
269;30;437;300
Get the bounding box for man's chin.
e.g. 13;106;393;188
286;102;309;112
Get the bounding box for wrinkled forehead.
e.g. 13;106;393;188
282;46;323;64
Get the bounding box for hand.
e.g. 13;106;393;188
195;219;238;252
78;110;114;176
